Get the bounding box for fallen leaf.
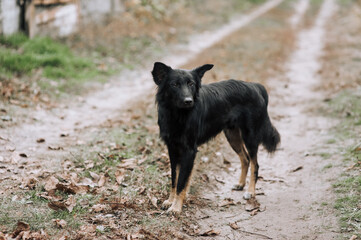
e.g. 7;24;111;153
53;219;67;228
20;231;31;239
0;135;10;141
214;176;225;184
89;171;100;181
78;177;96;188
56;181;89;194
98;175;106;187
48;145;63;150
30;229;49;239
201;174;209;182
118;158;137;170
38;192;62;201
48;201;67;211
229;222;240;230
250;209;259;216
199;229;220;236
44;176;59;191
138;229;159;239
48;195;76;212
109;142;123;151
36;138;45;143
78;225;96;237
115;169;125;185
245;198;260;211
69;172;79;183
91;204;109;213
291;166;303;173
223;157;231;165
137;187;146;195
131;114;141;120
65;195;76;212
147;193;158;208
349;235;358;240
85;162;94;169
0;232;6;240
24;177;38;189
219;198;236;207
12;221;30;238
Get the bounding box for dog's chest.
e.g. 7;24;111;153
158;109;196;144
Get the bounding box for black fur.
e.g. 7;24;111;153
152;62;280;207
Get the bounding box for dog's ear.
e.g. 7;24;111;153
193;64;214;80
152;62;172;85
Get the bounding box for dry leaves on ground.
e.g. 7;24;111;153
219;198;237;207
6;221;49;240
199;229;220;236
53;219;67;229
245;198;266;216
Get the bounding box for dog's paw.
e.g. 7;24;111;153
161;200;173;209
232;184;244;191
243;192;254;200
166;202;182;213
166;205;182;214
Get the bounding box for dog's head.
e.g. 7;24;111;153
152;62;213;109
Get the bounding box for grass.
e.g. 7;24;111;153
1;34;94;77
326;90;361;237
323;163;333;170
0;188;89;234
0;33;111;98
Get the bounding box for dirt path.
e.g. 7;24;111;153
0;0;283;184
0;0;349;239
196;0;341;239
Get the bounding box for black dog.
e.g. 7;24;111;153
151;62;280;212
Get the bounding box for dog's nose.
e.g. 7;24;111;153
184;97;193;105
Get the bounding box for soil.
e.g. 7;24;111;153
194;1;341;238
0;0;357;239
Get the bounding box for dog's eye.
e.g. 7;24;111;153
188;81;195;87
171;83;179;87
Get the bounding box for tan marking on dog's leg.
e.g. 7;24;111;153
162;187;175;208
163;165;179;208
244;156;257;200
167;167;192;213
233;144;250;190
238;146;250;187
167;188;187;213
184;165;195;200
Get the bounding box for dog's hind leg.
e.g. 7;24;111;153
167;149;196;213
243;145;259;200
224;128;250;191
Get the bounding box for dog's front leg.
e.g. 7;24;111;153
162;162;179;208
167;149;196;213
162;146;180;208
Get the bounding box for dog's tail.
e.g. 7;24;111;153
262;118;281;154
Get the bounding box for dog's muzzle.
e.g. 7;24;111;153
181;97;194;108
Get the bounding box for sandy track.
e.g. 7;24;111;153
196;0;341;239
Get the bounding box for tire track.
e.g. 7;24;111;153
197;0;340;239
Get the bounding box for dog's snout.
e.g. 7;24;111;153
184;97;193;105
